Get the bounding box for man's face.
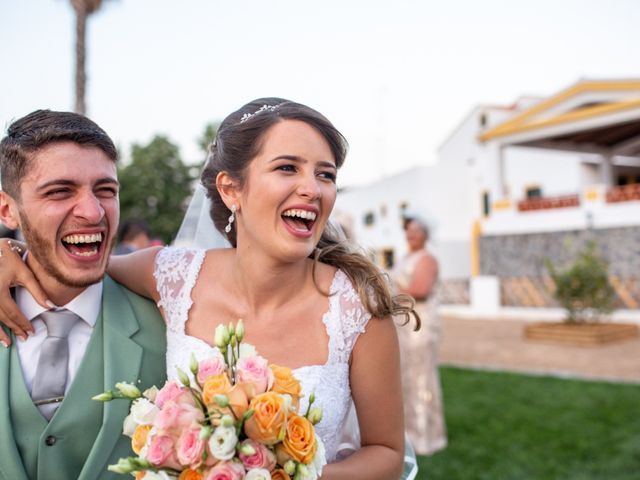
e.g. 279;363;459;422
6;141;119;290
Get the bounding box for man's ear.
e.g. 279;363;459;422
215;171;241;210
0;192;20;231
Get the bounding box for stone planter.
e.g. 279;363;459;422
524;322;639;346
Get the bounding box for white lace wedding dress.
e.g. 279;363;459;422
154;247;371;463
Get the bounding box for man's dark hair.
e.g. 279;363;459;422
0;109;117;198
118;218;151;243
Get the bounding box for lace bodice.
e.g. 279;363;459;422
154;247;371;462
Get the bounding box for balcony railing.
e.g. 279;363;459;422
517;194;580;212
606;184;640;203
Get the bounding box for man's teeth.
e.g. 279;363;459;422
62;233;103;244
76;248;98;257
282;209;317;221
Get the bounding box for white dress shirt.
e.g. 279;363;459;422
16;281;103;394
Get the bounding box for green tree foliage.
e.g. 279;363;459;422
118;135;194;244
545;242;615;323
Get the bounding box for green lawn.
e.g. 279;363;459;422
417;367;640;480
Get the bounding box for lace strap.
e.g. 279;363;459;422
323;270;372;364
153;246;206;333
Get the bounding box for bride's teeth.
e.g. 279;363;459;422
283;209;317;221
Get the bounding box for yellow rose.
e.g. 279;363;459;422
131;424;152;455
244;392;287;445
270;365;302;410
178;469;203;480
283;414;317;464
202;373;232;406
271;469;292;480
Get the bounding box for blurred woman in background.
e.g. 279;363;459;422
391;217;447;455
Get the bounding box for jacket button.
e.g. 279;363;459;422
45;435;56;446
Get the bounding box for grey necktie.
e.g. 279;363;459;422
31;309;81;421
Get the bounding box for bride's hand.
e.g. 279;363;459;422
0;239;49;346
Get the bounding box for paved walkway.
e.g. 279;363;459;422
438;316;640;383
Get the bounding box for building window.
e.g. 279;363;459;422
525;185;542;199
617;175;640;186
363;211;375;227
382;249;394;269
482;192;490;216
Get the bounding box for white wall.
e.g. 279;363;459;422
503;147;583;199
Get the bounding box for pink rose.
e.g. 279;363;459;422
146;434;180;469
198;357;226;384
204;461;245;480
238;439;276;471
236;356;273;396
155;402;204;431
176;425;207;468
155;381;184;409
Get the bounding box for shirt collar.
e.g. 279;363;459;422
16;281;103;327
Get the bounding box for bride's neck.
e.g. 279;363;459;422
229;249;312;313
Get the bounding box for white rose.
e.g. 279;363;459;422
245;468;272;480
122;398;159;436
294;463;318;480
239;342;258;358
312;434;327;476
141;471;177;480
208;424;238;461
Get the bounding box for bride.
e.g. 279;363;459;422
0;98;417;478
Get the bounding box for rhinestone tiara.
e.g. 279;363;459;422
239;104;281;123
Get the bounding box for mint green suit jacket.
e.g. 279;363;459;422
0;276;166;480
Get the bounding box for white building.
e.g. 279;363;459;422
334;79;640;314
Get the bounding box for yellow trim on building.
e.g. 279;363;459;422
492;199;512;210
480;80;640;141
471;220;481;277
583;188;600;201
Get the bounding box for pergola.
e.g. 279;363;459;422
480;79;640;197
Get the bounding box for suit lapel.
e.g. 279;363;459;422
79;277;143;480
0;332;29;480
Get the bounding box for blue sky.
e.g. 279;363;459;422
2;0;639;186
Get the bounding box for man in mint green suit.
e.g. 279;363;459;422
0;110;166;480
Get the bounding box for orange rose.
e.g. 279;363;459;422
283;413;317;464
271;469;292;480
270;365;302;410
275;443;293;465
226;383;250;418
134;472;146;480
131;424;152;455
202;373;232;406
244;392;287;445
178;469;203;480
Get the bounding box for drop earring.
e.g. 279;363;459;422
225;204;237;233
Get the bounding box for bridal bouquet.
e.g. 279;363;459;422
94;321;326;480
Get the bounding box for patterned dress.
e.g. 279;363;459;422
392;249;448;455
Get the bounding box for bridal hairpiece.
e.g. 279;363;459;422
239;104;280;123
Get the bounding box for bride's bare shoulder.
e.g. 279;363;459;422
202;247;234;268
313;260;340;290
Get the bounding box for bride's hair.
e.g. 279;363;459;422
201;98;418;327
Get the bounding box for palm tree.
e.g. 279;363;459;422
70;0;104;115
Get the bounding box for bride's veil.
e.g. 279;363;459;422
173;184;230;249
